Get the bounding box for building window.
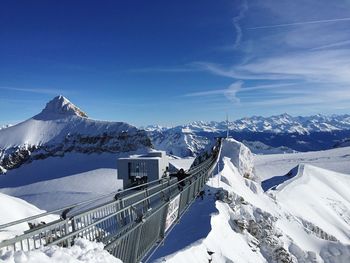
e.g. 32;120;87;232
128;161;147;178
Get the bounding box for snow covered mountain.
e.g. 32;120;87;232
146;114;350;157
0;96;152;173
147;114;350;135
147;126;210;157
153;139;350;263
184;114;350;134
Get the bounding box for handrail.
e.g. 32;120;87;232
0;167;187;229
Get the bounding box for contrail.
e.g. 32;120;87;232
249;17;350;29
232;0;248;48
312;39;350;51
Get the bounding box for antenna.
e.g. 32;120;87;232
226;113;229;138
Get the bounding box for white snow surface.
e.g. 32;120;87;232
243;140;296;155
152;138;350;263
0;238;122;263
220;138;255;179
168;157;195;171
254;146;350;181
275;164;350;243
0;152;126;211
0;193;58;242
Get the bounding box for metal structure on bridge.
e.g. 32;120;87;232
0;139;221;263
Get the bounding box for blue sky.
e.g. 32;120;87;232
1;0;350;126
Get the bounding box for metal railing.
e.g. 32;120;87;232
0;139;221;263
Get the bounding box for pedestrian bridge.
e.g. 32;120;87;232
0;139;221;263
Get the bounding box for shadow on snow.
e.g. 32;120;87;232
150;184;218;261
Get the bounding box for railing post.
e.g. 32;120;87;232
131;225;142;263
116;199;125;227
66;219;72;247
144;188;150;212
159;199;170;239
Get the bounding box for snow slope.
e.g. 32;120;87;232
243;140;296;155
0;152;133;211
152;138;350;263
275;164;350;244
0;193;58;242
168;157;195;171
254;146;350;181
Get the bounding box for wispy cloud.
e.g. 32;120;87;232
191;50;350;109
246;88;350;107
185;88;227;97
185;81;242;103
232;0;248;48
248;17;350;30
224;81;242;103
0;87;66;95
127;66;198;73
192;61;298;80
185;83;296;98
194;49;350;84
312;39;350;50
186;1;350;116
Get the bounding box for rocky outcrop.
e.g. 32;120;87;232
218;187;343;263
0;130;151;173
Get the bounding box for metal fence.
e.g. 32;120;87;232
0;140;221;263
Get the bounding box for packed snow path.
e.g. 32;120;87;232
0;140;221;263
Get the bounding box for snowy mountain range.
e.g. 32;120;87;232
145;113;350;134
145;114;350;157
0;96;151;174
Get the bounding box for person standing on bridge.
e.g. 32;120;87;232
176;168;188;190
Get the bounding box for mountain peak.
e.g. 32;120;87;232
37;95;88;119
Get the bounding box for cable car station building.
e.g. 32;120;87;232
117;151;169;189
